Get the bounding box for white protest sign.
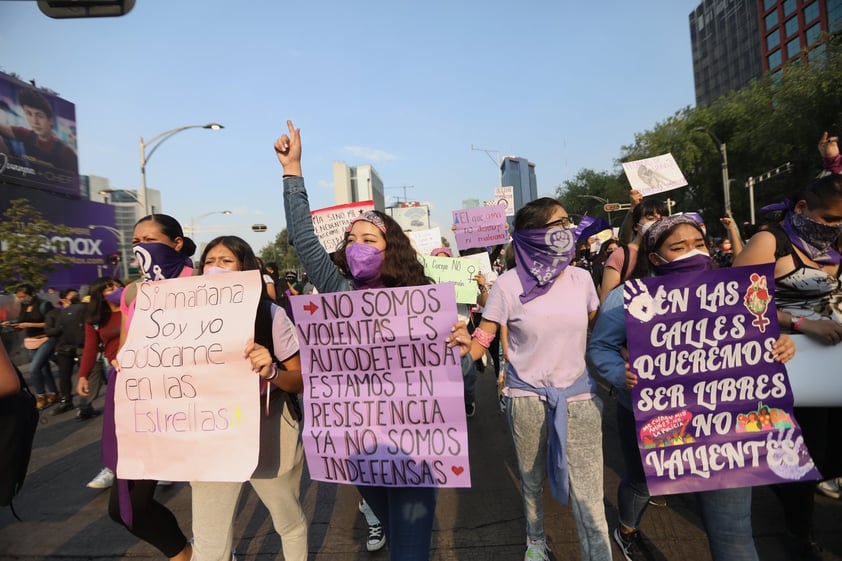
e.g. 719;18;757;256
495;186;515;216
621;153;688;196
311;200;375;253
407;227;442;257
115;271;262;481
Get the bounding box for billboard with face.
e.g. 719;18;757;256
0;71;79;196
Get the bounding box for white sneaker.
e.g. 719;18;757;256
816;479;841;499
524;537;550;561
86;467;115;489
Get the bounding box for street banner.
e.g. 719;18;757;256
407;227;442;257
293;284;471;488
115;271;262;481
452;206;508;251
624;264;820;495
419;255;479;304
621;153;688;196
311;200;374;253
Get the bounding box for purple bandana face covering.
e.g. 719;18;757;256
512;226;576;304
345;243;384;288
133;242;191;281
652;249;712;276
104;286;124;305
782;212;842;265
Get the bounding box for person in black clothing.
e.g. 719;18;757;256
43;288;86;415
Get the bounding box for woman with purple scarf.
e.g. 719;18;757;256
464;197;611;561
735;171;842;559
102;214;195;561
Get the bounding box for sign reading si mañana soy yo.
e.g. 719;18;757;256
624;264;820;495
293;283;471;487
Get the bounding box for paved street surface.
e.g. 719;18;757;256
1;366;841;560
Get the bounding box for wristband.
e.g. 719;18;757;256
792;316;805;332
472;327;495;349
265;363;279;382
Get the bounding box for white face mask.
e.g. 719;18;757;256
638;221;655;235
655;248;709;263
204;266;234;275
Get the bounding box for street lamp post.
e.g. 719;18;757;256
89;224;128;280
577;194;612;224
139;123;224;215
697;127;732;218
187;210;233;239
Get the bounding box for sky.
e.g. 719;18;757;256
1;0;701;252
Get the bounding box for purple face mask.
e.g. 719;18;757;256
652;249;712;276
133;242;191;281
104;286;124;305
345;243;384;288
512;226;576;304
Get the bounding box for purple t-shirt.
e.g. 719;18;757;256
482;266;598;398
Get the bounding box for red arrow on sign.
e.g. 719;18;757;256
303;301;319;315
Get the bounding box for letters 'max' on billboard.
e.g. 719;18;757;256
0;71;79;196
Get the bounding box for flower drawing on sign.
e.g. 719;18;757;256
766;428;816;480
743;273;772;332
640;411;694;448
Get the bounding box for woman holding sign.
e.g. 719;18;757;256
106;214;196;561
464;197;611;561
734;170;842;559
589;214;796;561
189;235;308;561
275;120;472;561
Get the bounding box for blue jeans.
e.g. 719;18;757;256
615;404;757;561
357;485;437;561
28;337;57;395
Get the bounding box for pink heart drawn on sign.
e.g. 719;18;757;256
451;465;464;476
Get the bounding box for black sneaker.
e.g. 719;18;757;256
366;523;386;552
76;406;101;421
613;527;653;561
52;400;74;416
783;533;824;561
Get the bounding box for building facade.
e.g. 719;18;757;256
690;0;762;106
690;0;842;105
332;162;386;210
500;156;538;215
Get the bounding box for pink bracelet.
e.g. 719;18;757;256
472;327;495;349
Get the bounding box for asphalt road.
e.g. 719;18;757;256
1;364;841;560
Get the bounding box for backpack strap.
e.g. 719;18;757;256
766;224;794;260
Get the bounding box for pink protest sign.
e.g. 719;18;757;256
311;200;375;252
452;206;509;251
114;271;263;481
293;284;471;487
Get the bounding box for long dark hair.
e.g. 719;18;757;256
86;276;123;326
135;213;197;257
333;211;430;287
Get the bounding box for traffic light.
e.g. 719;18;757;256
109;252;120;266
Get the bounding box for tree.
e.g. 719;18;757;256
0;198;73;290
259;228;302;272
554;168;628;225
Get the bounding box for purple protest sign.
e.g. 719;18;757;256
624;264;820;495
292;283;471;488
452;206;509;251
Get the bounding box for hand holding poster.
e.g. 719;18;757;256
114;271;263;481
452;206;508;251
624;265;819;495
621;153;688;196
311;200;375;252
293;284;471;488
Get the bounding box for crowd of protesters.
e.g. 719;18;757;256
3;126;841;561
